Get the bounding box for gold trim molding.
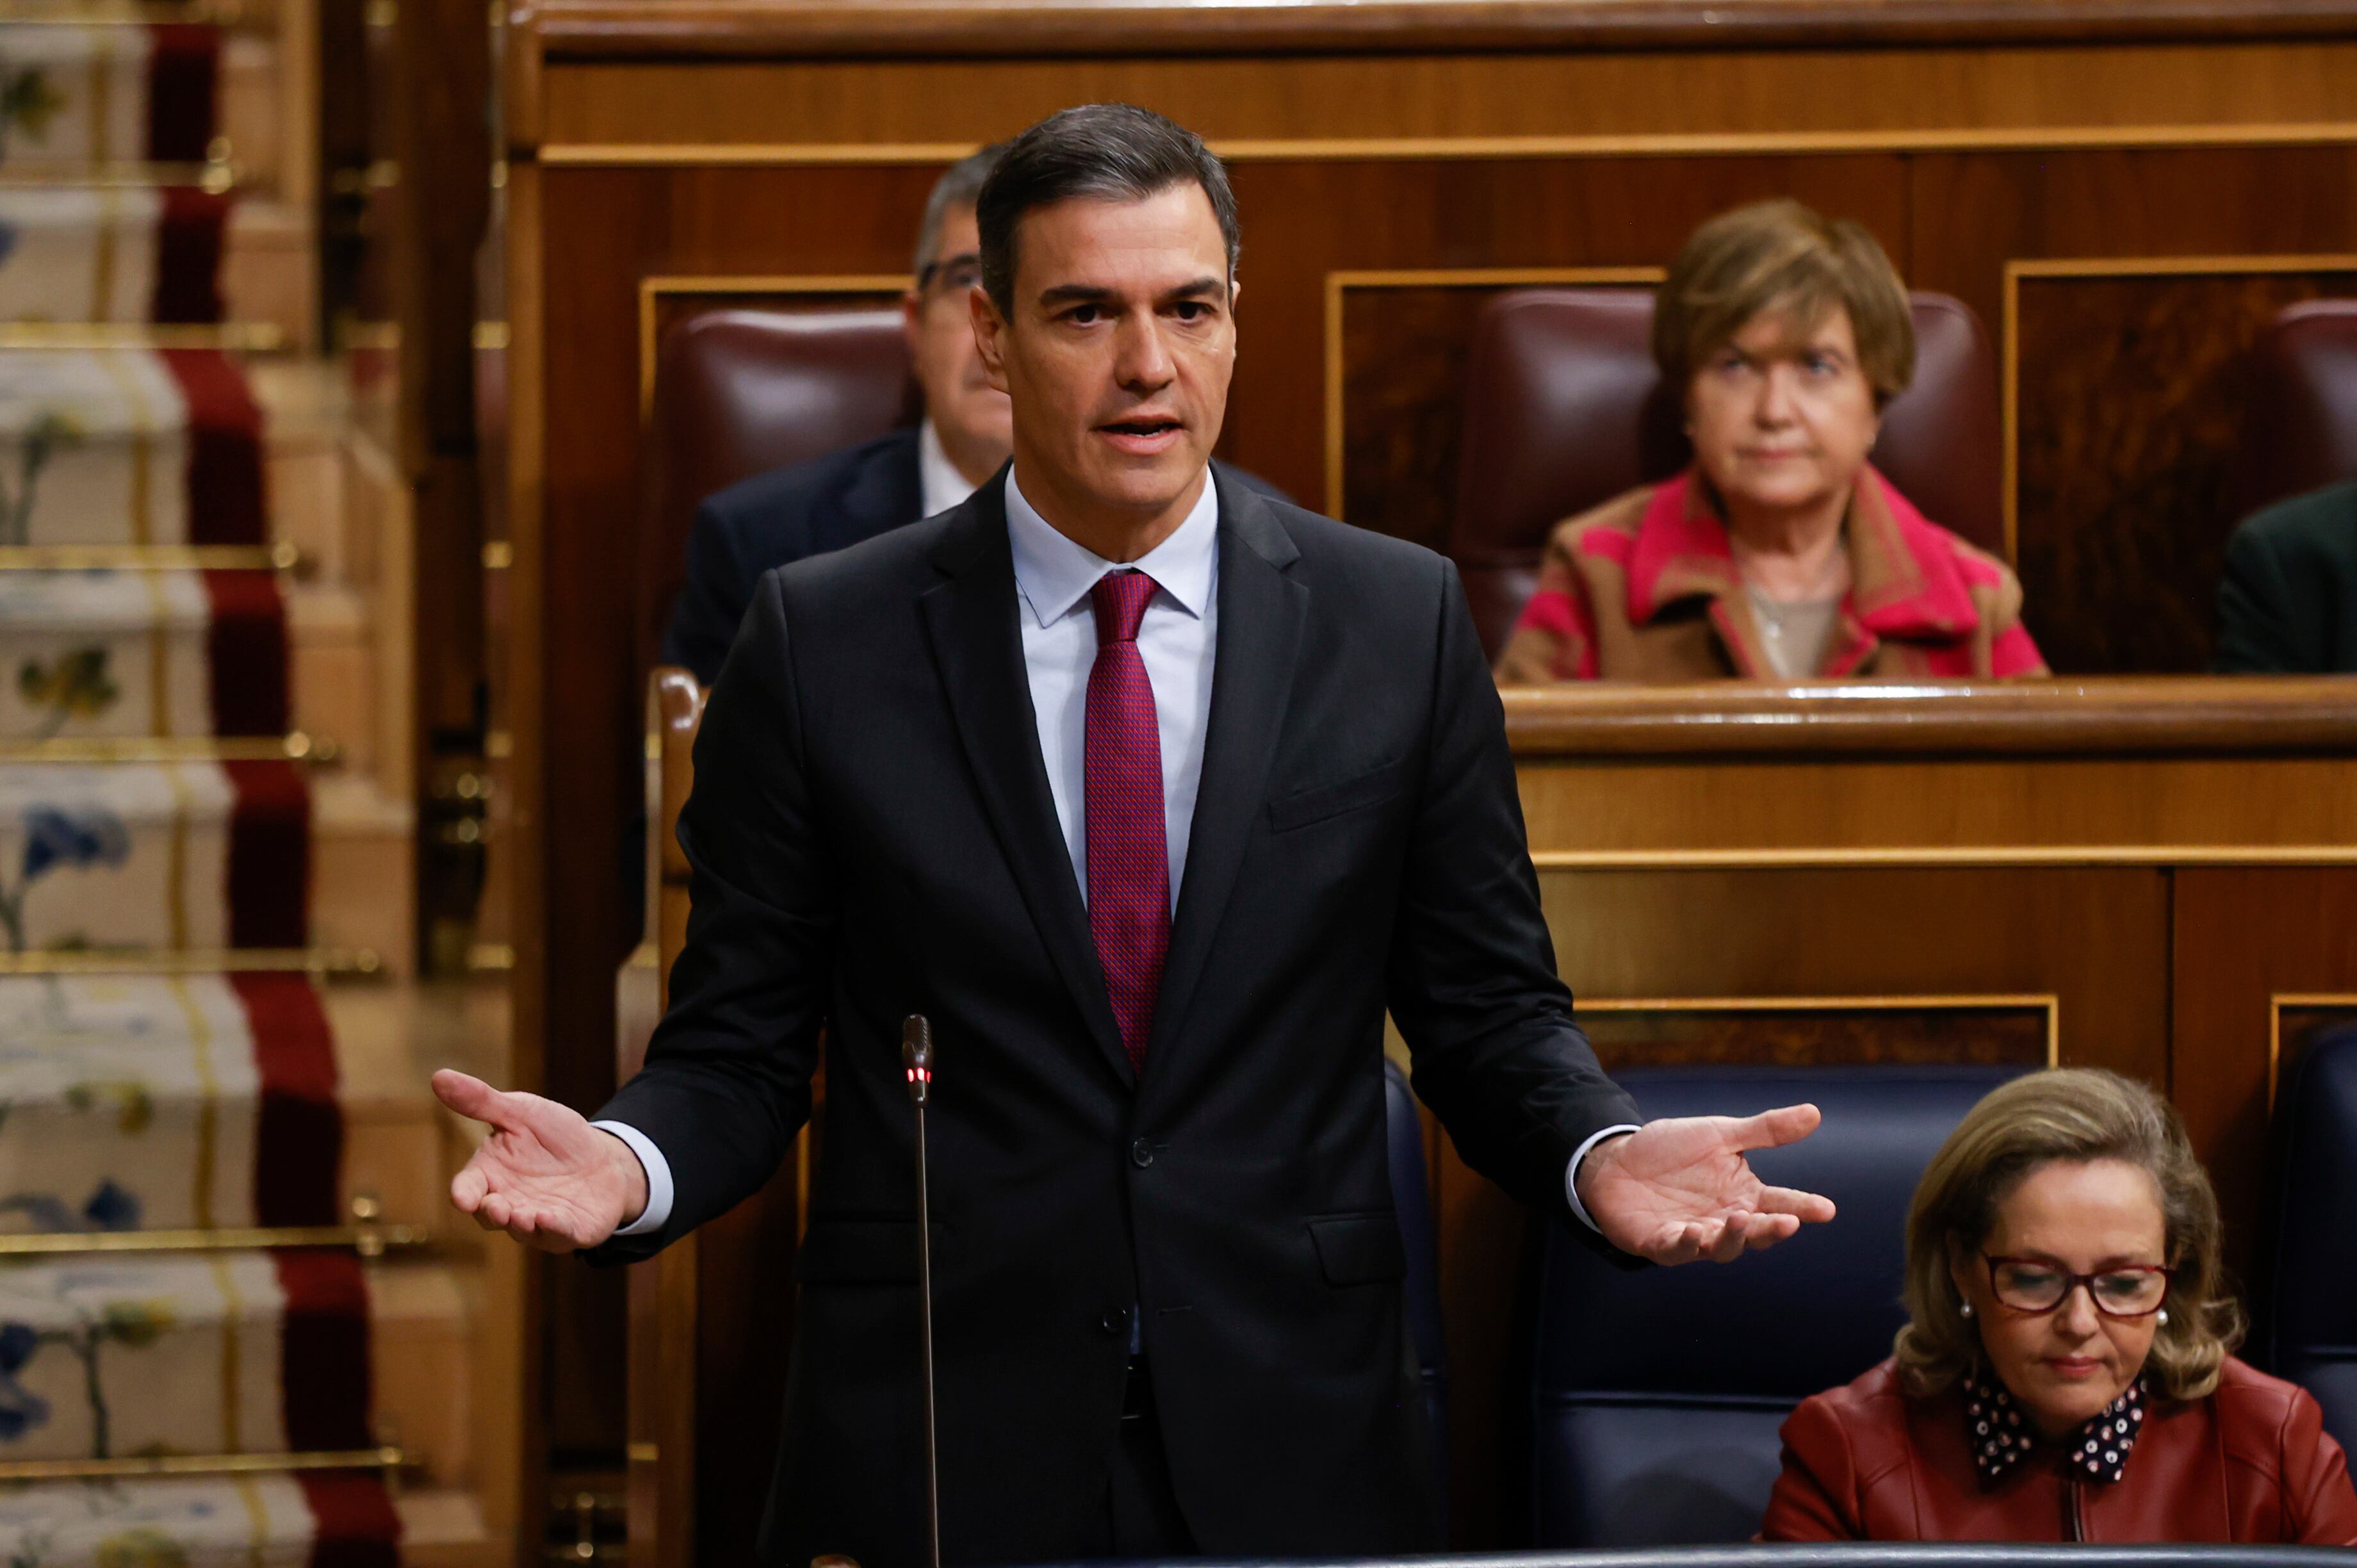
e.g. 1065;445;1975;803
0;733;339;765
0;543;301;572
1582;991;2059;1067
0;324;284;352
0;950;384;977
2000;252;2357;562
0;1448;405;1483
2267;991;2357;1106
1529;845;2357;870
541;122;2357;170
0;1225;431;1258
637;273;911;421
1322;266;1665;514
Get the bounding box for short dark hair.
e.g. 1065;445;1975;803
977;103;1239;313
913;142;1006;275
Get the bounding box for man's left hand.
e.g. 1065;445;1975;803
1574;1104;1836;1264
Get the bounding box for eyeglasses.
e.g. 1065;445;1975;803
1981;1252;2174;1319
916;252;983;300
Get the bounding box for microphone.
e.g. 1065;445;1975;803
902;1015;942;1568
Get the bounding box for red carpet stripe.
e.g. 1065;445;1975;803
296;1473;402;1568
153;188;229;324
200;569;289;736
231;973;343;1228
160;350;267;544
224;760;310;949
143;24;220;165
273;1252;373;1453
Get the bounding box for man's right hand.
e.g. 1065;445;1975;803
432;1070;650;1253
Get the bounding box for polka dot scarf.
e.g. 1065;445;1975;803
1962;1370;2148;1485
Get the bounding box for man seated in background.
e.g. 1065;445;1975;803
2214;480;2357;673
660;145;1016;683
662;140;1285;683
1494;200;2046;685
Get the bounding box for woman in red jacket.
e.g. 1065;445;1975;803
1761;1069;2357;1544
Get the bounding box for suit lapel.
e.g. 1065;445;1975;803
1149;471;1306;1072
917;479;1132;1085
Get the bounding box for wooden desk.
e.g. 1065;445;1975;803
623;671;2357;1551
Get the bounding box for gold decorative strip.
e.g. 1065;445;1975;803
0;1225;430;1258
1323;265;1665;514
2000;252;2357;563
539;122;2357;170
0;164;238;193
1581;991;2060;1068
1529;845;2357;869
0;735;341;764
0;949;384;977
2267;992;2357;1107
0;324;285;352
0;543;300;571
637;273;911;420
0;1449;405;1483
467;942;516;972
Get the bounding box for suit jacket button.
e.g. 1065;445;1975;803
1129;1138;1154;1168
1100;1307;1129;1336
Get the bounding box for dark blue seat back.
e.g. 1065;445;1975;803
1383;1058;1448;1525
1529;1065;2022;1548
2255;1024;2357;1455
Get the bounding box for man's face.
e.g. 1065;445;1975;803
970;183;1236;525
903;206;1012;470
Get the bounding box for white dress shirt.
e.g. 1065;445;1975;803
601;464;1627;1239
917;418;982;519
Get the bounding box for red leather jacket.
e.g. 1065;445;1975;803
1762;1357;2357;1544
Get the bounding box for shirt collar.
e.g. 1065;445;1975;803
1961;1369;2149;1488
917;419;984;519
1004;464;1219;631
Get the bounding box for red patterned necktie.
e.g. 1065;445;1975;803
1086;569;1170;1073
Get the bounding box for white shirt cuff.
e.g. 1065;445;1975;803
593;1120;675;1236
1563;1123;1641;1233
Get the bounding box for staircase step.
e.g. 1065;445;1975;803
0;760;307;954
220;32;282;194
290;580;376;770
0;569;287;741
0;20;222;172
222;200;313;352
0;972;441;1236
0;348;266;547
0;1251;466;1474
0;1473;423;1568
0;186;234;326
311;774;411;974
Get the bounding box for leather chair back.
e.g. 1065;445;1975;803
2228;301;2357;525
1528;1064;2022;1548
1385;1058;1448;1526
637;306;918;664
1451;290;2003;658
2253;1024;2357;1455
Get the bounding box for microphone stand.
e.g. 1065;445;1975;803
901;1016;942;1568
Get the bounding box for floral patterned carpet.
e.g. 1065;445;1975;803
0;13;406;1564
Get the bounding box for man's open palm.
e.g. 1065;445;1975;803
432;1070;648;1253
1576;1103;1836;1264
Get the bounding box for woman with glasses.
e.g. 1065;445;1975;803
1761;1068;2357;1542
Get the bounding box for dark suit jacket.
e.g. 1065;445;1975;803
2215;480;2357;673
662;425;1293;684
599;466;1639;1566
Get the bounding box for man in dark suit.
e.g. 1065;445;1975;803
2214;479;2357;672
435;104;1834;1565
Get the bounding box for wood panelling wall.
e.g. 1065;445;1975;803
502;0;2357;1539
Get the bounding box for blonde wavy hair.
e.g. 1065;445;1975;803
1894;1068;2243;1402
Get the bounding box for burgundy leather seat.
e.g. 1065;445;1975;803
2227;300;2357;526
1447;289;2002;658
636;306;917;664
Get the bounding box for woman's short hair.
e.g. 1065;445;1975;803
1652;199;1916;406
1895;1068;2243;1401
